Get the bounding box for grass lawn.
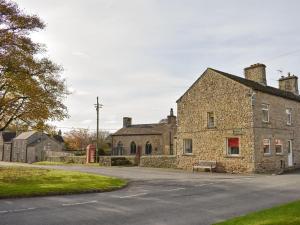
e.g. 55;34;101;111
214;200;300;225
0;166;127;198
33;161;99;166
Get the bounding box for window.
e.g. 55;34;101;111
263;139;271;155
275;139;283;154
130;141;136;155
183;139;192;154
207;112;215;128
227;138;240;155
286;108;292;125
262;104;269;122
145;142;152;155
117;141;123;155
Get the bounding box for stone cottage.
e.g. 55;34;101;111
176;63;300;173
12;131;64;163
0;131;16;162
111;109;177;156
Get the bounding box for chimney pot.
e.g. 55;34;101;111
244;63;267;85
123;117;132;128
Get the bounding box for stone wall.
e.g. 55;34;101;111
140;155;177;168
98;156;137;166
45;155;86;164
253;91;300;173
176;69;255;173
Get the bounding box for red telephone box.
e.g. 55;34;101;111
86;144;96;163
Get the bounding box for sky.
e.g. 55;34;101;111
17;0;300;133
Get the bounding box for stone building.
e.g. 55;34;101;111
12;131;64;163
111;109;177;156
0;131;16;161
176;63;300;173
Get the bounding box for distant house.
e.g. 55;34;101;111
111;109;177;156
11;131;64;163
0;131;16;161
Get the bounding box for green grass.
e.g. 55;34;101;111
214;200;300;225
0;166;127;198
33;161;99;166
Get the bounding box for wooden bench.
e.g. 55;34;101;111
193;160;217;173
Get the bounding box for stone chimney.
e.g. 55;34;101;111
167;108;176;125
244;63;267;85
123;117;132;128
279;73;299;95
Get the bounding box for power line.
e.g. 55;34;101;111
263;49;300;62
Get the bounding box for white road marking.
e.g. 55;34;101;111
119;193;148;199
161;188;186;192
62;200;98;206
0;207;36;214
194;182;216;187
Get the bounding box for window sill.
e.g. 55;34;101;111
263;153;272;157
262;121;270;124
224;155;244;159
182;153;194;156
207;126;217;129
275;153;284;156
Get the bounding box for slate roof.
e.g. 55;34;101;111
177;68;300;103
1;132;16;142
112;123;165;136
14;131;37;140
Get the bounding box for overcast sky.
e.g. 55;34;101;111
17;0;300;133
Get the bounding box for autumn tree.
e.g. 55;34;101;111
0;0;69;131
64;129;110;154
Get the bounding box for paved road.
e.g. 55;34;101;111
1;163;300;225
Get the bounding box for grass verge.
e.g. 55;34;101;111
33;161;99;166
0;166;126;198
214;200;300;225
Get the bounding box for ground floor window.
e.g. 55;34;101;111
275;139;283;154
227;138;240;155
145;142;152;154
183;139;192;154
263;139;271;155
117;141;123;155
130;141;136;155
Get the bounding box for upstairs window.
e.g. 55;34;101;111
262;104;269;122
183;139;192;154
275;139;283;154
207;112;215;128
227;138;240;155
286;108;292;125
263;139;271;155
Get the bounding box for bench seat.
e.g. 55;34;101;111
193;160;217;173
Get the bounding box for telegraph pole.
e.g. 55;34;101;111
95;97;103;162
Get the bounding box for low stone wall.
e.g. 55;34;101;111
99;156;137;166
99;156;112;166
45;156;86;164
140;155;177;168
44;150;74;158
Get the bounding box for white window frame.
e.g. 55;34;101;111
286;108;292;125
263;139;271;155
226;137;240;156
207;112;215;128
275;139;283;155
183;139;193;155
262;104;269;123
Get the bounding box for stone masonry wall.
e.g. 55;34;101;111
112;135;163;156
140;155;177;168
176;69;255;173
253;91;300;173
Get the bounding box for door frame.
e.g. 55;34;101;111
288;140;293;167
